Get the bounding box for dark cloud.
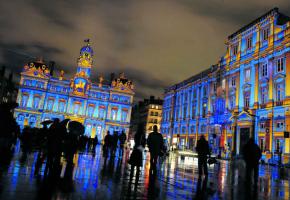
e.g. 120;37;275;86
0;0;289;102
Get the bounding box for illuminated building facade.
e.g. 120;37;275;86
161;8;290;163
130;96;163;138
14;40;134;141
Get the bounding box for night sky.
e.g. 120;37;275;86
0;0;289;101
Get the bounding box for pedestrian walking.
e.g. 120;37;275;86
103;131;112;158
196;135;210;176
147;125;164;173
128;123;146;183
242;138;262;185
92;136;98;152
118;130;127;158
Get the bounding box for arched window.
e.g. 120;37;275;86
111;107;118;121
99;106;105;119
87;104;95;118
47;98;55;110
21;93;29;107
33;95;41;109
121;109;128;122
73;101;81;115
58;100;65;113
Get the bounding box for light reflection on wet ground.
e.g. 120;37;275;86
0;144;289;200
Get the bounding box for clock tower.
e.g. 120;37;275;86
76;39;93;78
70;39;93;96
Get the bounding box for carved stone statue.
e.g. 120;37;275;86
119;72;125;79
98;75;104;87
59;70;64;80
111;80;117;87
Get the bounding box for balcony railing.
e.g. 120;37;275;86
275;101;283;106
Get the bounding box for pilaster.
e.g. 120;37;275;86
235;71;240;111
253;63;259;109
285;52;290;105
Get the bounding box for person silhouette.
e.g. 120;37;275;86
118;130;127;158
128;123;146;183
147;125;164;174
196;135;210;176
242;138;261;185
103;131;112;158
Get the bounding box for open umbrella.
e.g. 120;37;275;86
40;120;53;126
68;121;85;136
60;118;70;127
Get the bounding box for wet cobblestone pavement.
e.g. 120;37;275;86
0;144;289;200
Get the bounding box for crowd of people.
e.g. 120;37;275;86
103;130;127;158
0;101;264;189
0;102;19;164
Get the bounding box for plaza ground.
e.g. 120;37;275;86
0;143;289;200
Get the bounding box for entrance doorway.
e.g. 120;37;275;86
239;128;250;154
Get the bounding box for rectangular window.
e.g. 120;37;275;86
202;103;207;118
276;121;284;129
277;57;285;73
260;122;265;129
260;138;265;152
232;44;238;56
245;69;251;82
222;79;226;90
231;77;236;87
203;87;207;96
246;37;253;49
244;92;250;108
261;63;268;77
183;106;187;119
276;139;282;153
261;87;268;104
262;28;270;41
213;83;217;93
192;105;196;119
276;84;284;101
